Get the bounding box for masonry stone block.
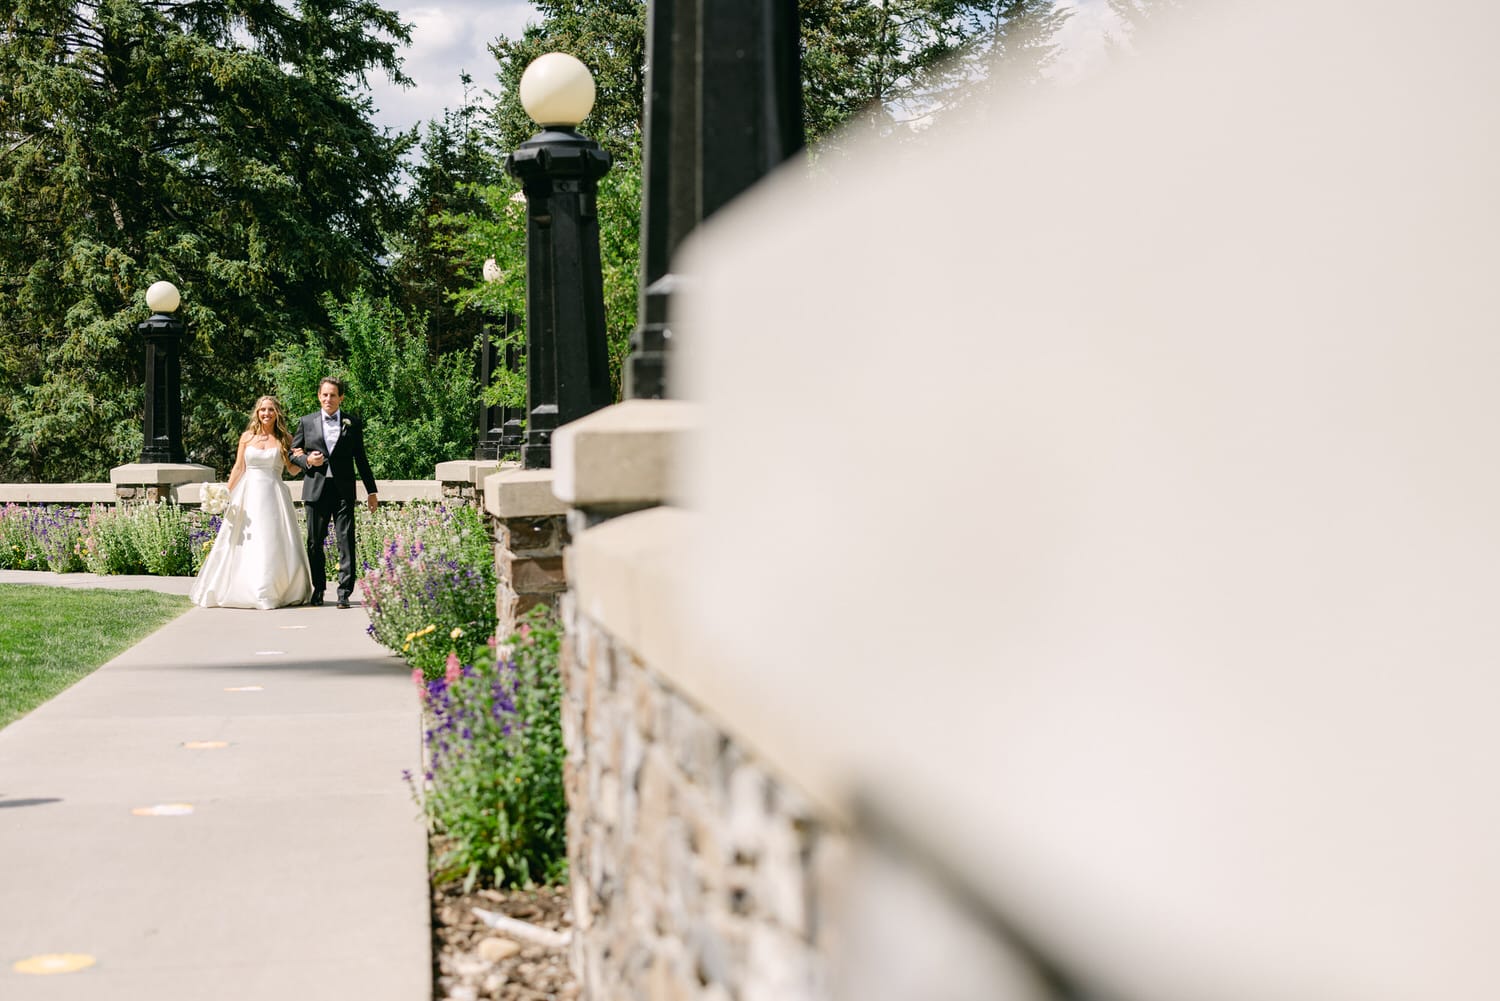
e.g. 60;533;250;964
513;555;567;593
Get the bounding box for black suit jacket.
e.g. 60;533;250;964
290;411;378;505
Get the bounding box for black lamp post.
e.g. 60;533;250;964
138;280;188;464
504;53;614;470
625;0;805;399
475;310;527;461
499;330;526;456
476;258;508;461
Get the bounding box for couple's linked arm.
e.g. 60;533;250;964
290;420;310;472
290;415;380;511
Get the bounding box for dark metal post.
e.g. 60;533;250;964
505;126;614;469
138;308;187;463
476;314;508;460
499;334;526;455
698;0;806;217
625;0;805;400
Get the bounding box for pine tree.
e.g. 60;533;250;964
0;0;413;480
390;73;503;359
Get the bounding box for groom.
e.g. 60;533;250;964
291;377;378;608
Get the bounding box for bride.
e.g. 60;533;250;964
190;396;314;609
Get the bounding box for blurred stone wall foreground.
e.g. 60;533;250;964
548;1;1500;999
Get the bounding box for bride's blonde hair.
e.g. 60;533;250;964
244;395;292;458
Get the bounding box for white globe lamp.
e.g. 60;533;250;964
145;280;181;313
482;258;502;284
518;53;596;128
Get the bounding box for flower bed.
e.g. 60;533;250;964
354;504;566;892
1;502;218;575
359;502;497;679
410;610;566;891
0;500;406;578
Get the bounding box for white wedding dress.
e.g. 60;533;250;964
190;446;313;609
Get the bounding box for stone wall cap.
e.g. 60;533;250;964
108;463;216;485
564;398;698;433
483;467;569;518
568;506;846;821
434;459;499;484
553;400;700;506
0;483;118;504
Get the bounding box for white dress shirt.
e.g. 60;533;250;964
322;411;341;476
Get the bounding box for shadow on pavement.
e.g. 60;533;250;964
0;795;63;809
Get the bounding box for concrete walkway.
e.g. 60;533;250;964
0;572;430;999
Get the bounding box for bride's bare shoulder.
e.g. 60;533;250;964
238;431;254;444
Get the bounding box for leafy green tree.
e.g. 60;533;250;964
487;0;647;161
0;0;413;481
801;0;1070;144
1103;0;1201;60
1108;0;1194;35
262;292;477;478
389;73;505;359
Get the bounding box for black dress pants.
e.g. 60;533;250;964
306;491;357;596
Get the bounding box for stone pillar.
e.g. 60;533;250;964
108;462;215;504
482;467;570;636
434;459;502;508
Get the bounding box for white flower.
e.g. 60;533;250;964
201;482;230;516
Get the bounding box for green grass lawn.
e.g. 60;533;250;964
0;585;191;728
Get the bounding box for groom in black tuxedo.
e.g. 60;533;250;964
291;377;378;608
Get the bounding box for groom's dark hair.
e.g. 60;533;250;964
319;376;346;394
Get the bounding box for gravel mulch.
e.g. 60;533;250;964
430;861;578;1001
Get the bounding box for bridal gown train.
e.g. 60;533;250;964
190;445;313;609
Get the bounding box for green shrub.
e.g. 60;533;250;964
413;607;567;890
82;505;144;575
360;502;497;678
263;291;477;479
188;510;222;574
33;507;87;572
128;502;195;576
0;504;46;570
79;502;198;576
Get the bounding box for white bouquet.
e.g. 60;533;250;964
201;482;231;516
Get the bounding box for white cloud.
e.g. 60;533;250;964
365;0;537;134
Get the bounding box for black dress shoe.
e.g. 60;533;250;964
336;594;351;609
309;594;324;607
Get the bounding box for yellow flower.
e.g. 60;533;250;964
450;627;464;640
402;642;410;652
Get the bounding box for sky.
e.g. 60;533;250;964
365;0;538;135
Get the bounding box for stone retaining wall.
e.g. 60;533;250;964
0;479;444;506
495;513;570;636
560;594;846;1001
483;468;573;638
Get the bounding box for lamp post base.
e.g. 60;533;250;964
108;462;215;504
